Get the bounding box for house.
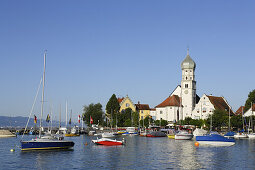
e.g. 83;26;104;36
192;94;234;119
235;106;245;115
135;102;150;120
244;104;255;117
118;95;136;113
150;108;156;120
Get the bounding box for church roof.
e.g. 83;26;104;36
135;104;150;110
156;95;181;108
207;95;234;114
181;50;196;70
235;106;245;115
117;97;124;103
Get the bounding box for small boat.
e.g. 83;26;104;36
248;133;255;139
92;138;125;146
175;130;193;140
234;132;248;139
224;131;235;138
65;133;80;137
196;133;235;146
0;130;16;138
102;132;116;138
122;127;138;135
146;131;166;137
167;129;176;139
193;128;207;137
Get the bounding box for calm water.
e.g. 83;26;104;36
1;135;255;169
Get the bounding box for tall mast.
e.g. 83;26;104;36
66;101;68;127
59;104;61;129
39;51;46;138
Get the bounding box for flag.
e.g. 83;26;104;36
78;115;80;123
46;114;50;123
69;118;71;124
34;115;37;124
90;116;93;124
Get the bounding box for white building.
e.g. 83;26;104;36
244;104;255;117
154;50;233;122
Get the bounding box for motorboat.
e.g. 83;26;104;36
0;130;16;138
146;131;166;137
175;130;193;140
224;131;236;138
92;138;125;146
248;133;255;139
234;132;248;139
167;129;175;139
102;132;116;138
193;128;207;137
122;127;138;135
196;133;235;146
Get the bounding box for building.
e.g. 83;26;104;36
118;95;136;113
244;104;255;117
135;102;151;120
235;106;245;115
192;94;234;119
154;49;233;122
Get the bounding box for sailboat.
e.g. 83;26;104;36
234;106;248;139
247;103;255;138
20;52;75;151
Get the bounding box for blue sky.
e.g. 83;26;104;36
0;1;254;122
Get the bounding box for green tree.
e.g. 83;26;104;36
206;109;228;131
155;119;168;127
83;103;104;126
231;115;243;130
106;94;120;115
244;89;255;112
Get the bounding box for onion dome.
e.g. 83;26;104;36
181;49;196;70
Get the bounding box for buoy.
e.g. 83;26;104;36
194;142;199;147
10;149;15;152
85;142;88;145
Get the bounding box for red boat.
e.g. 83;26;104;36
146;131;167;137
92;138;125;146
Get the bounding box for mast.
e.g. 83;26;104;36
39;52;46;138
242;106;244;131
228;106;231;131
59;104;61;129
66;101;68;127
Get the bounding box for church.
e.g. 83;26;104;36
154;50;233;123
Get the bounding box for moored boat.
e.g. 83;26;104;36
0;130;16;138
196;133;235;146
146;131;166;137
92;138;125;146
234;132;248;139
102;132;116;138
175;130;193;140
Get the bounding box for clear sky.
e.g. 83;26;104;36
0;0;254;122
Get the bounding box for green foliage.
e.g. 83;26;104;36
231;115;243;129
83;103;104;126
154;119;168;127
206;109;228;130
139;116;150;128
244;89;255;112
106;94;120;115
111;108;139;127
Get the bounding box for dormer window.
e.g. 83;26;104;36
185;84;188;88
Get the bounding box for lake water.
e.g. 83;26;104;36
1;135;255;169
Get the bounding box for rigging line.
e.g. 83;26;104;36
21;77;42;140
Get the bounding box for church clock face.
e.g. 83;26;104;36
184;90;188;94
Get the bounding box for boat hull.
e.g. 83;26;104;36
175;134;193;140
196;134;235;146
65;134;80;137
198;141;235;146
21;140;75;151
92;138;124;146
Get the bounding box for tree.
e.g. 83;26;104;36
244;89;255;112
205;109;228;131
83;103;104;126
155;119;168;127
231;115;243;130
106;94;120;115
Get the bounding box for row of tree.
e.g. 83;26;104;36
82;90;255;130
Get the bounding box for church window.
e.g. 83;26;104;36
186;77;188;80
190;77;192;80
185;84;188;88
203;107;206;112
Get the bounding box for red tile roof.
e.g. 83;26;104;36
207;96;234;114
135;104;150;110
117;98;124;103
150;108;156;111
156;95;181;108
235;106;245;115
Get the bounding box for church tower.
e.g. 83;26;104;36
181;49;196;119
